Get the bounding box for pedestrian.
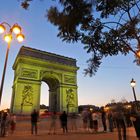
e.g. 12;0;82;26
70;112;77;132
0;111;2;136
101;108;107;132
130;105;140;140
107;110;114;132
10;114;16;134
48;111;57;135
114;107;126;140
5;112;11;136
0;111;8;137
31;109;39;135
92;111;99;133
59;111;68;134
81;108;89;132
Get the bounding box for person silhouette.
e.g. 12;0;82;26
60;111;68;134
31;109;39;135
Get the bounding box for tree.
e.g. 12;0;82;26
120;97;128;103
20;0;140;76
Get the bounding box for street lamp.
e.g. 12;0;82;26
0;22;25;105
130;78;137;102
136;50;140;58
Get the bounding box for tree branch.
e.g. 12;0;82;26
102;21;124;27
134;0;140;12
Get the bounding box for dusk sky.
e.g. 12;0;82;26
0;0;140;110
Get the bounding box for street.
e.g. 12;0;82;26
0;116;138;140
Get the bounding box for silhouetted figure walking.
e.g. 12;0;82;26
0;111;8;137
88;111;93;133
114;110;126;140
108;111;114;132
60;111;68;134
10;114;16;134
48;111;57;135
70;112;77;132
130;105;140;140
31;109;39;135
101;109;107;132
92;111;99;133
81;108;89;132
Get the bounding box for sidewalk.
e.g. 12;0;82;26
1;125;137;140
1;129;138;140
0;116;138;140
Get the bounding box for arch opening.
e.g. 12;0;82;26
40;82;49;112
42;77;60;112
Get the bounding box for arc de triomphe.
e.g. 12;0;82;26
10;46;78;114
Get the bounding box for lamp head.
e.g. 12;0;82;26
0;24;5;34
130;78;136;87
16;33;25;42
4;34;12;43
12;24;21;34
136;50;140;58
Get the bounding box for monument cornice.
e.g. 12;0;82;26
14;46;78;66
13;56;78;73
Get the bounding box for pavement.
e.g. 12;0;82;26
0;116;138;140
1;129;138;140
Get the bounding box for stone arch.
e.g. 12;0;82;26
41;72;60;112
10;46;79;114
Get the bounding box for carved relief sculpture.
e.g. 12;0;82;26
64;75;76;84
66;88;75;107
21;85;33;113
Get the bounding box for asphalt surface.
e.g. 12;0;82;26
0;116;138;140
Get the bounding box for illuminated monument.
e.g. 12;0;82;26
10;46;78;114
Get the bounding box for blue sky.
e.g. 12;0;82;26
0;0;140;110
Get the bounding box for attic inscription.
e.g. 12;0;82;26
21;68;38;79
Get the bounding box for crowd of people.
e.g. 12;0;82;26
0;106;140;140
30;106;140;140
0;110;16;137
81;108;113;133
80;106;140;140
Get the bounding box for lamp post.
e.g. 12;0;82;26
130;78;138;109
0;22;25;105
130;78;137;102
